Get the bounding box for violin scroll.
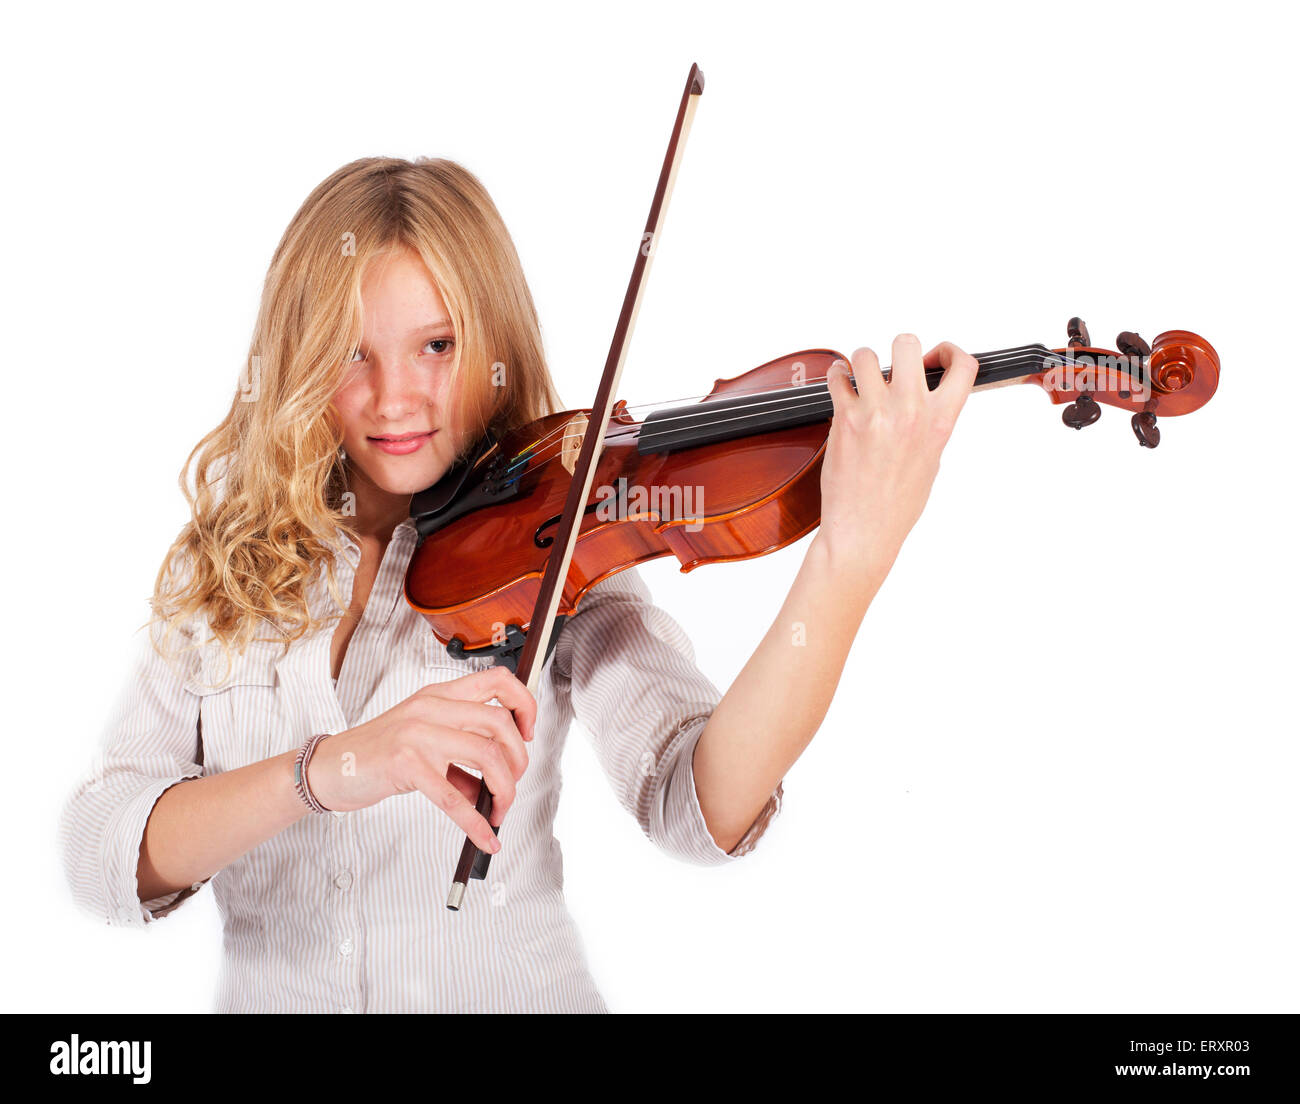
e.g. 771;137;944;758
1145;330;1219;412
1045;320;1219;444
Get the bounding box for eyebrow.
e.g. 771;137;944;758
354;319;455;348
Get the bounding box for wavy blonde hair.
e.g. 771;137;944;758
150;156;561;667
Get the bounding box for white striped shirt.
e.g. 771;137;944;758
58;517;782;1012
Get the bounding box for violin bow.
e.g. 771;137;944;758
447;62;707;911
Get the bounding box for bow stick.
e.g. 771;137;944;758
447;62;707;910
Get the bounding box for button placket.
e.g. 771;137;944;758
376;526;417;631
313;521;411;1016
332;524;414;725
324;798;363;1011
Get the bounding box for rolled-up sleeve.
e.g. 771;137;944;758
551;568;782;865
58;618;207;927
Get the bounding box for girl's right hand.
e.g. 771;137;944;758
306;667;536;853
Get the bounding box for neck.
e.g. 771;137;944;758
636;344;1056;454
344;463;411;541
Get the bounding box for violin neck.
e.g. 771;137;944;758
948;344;1054;391
636;344;1053;455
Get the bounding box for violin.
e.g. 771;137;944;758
406;322;1219;655
408;63;1219;909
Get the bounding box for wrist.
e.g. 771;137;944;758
297;733;337;814
808;525;898;598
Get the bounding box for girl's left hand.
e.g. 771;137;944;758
818;334;978;572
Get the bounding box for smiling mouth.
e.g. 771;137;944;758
368;431;435;442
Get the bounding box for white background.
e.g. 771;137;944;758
4;0;1296;1013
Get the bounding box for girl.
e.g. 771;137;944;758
58;156;978;1013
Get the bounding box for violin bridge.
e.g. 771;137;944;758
560;412;588;475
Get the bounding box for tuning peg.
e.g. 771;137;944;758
1067;317;1091;348
1132;411;1160;448
1062;392;1101;429
1117;331;1152;359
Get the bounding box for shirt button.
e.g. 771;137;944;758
334;870;353;890
191;882;204;892
338;938;354;957
340;1005;355;1014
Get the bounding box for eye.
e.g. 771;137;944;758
423;338;454;356
348;347;364;364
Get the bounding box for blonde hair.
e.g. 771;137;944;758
150;156;561;667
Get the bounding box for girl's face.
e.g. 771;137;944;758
332;246;465;502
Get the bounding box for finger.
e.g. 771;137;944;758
888;333;927;398
430;698;529;780
924;341;980;419
847;346;885;405
446;764;484;806
824;355;858;416
410;770;500;853
424;666;537;743
421;690;530;778
436;728;518;819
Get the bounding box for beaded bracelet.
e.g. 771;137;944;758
293;732;332;814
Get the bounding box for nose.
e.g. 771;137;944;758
369;354;431;422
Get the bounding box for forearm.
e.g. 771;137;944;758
136;748;311;902
692;530;894;851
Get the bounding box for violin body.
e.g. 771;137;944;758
405;350;844;650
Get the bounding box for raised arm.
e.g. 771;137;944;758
692;336;980;850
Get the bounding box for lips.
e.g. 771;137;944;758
367;430;436;456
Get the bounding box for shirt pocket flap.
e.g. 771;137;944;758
184;638;284;694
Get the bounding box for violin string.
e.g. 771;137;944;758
503;349;1060;480
541;345;1055;431
502;346;1058;476
519;334;1135;477
494;349;1058;484
509;351;1061;478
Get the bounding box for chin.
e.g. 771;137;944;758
357;453;452;496
399;470;448;495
